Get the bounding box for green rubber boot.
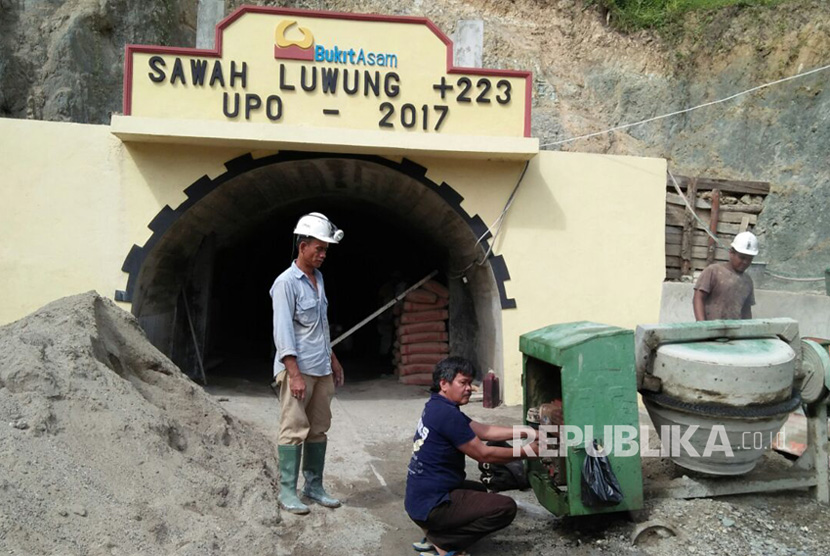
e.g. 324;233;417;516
278;445;310;515
301;441;342;508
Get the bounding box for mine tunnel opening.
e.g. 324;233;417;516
130;155;504;388
207;199;447;383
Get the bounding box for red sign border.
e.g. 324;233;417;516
123;5;533;137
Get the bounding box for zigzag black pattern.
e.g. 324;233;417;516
116;152;516;309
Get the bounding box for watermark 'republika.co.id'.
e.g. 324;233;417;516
512;425;787;458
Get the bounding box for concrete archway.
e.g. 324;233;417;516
119;152;514;382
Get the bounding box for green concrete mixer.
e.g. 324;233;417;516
521;319;830;518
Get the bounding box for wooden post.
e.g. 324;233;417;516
680;178;698;277
182;291;208;385
706;189;720;266
170;234;215;383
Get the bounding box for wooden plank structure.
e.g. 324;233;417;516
665;175;770;280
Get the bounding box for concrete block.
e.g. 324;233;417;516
659;282;830;339
196;0;225;49
454;20;483;68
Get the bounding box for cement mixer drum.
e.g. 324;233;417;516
636;319;803;476
652;339;795;406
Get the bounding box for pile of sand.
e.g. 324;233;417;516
0;292;282;555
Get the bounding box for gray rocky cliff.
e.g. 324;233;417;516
0;0;196;122
1;0;827;291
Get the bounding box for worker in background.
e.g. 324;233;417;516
693;231;759;321
405;357;538;556
271;212;345;515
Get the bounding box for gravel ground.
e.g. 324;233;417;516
2;293;828;555
211;374;830;556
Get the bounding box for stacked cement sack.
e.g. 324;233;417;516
394;280;449;386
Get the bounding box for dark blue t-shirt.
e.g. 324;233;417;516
404;393;476;521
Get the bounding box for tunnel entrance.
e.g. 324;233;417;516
124;153;507;386
208;200;446;383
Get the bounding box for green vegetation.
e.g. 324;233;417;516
592;0;789;30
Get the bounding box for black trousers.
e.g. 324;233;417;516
412;481;518;551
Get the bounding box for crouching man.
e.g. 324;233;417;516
404;357;538;556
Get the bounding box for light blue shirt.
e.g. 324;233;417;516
270;262;332;378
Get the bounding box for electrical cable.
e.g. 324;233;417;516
449;161;530;278
477;160;530;263
763;270;826;282
540;62;830;148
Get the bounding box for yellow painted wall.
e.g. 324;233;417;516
0;118;126;323
501;151;666;403
0;117;665;406
417;152;667;404
0;117;252;324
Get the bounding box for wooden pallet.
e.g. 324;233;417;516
665;175;769;280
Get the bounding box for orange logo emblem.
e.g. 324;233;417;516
274;20;314;61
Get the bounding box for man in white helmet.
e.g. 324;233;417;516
270;212;345;514
693;231;759;321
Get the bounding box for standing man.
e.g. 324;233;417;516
271;212;345;515
405;357;538;555
693;231;759;321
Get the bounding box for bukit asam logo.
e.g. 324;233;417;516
274;19;399;67
274;19;314;60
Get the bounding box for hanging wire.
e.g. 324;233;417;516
540;62;830;148
667;169;724;248
450;161;530;278
764;270;826;282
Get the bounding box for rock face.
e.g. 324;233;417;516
0;0;196;123
1;0;827;290
0;292;283;555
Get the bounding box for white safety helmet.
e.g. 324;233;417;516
731;231;759;257
293;212;344;244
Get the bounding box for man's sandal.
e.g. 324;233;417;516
413;538;470;556
412;538;433;552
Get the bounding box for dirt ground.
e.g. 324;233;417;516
3;293;830;555
210;375;830;556
0;294;285;556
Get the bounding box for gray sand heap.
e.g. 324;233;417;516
0;292;282;555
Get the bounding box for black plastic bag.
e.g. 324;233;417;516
478;441;530;492
581;440;624;507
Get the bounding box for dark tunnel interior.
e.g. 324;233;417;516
206;198;447;383
131;156;503;388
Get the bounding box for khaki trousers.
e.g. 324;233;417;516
276;371;335;445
